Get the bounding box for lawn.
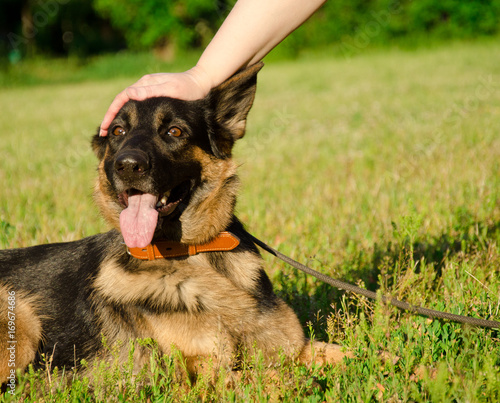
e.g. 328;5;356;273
0;39;499;401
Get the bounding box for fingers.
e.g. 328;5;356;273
99;75;159;136
100;72;207;136
126;84;158;101
99;90;131;136
100;79;170;136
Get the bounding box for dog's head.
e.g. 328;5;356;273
92;63;263;248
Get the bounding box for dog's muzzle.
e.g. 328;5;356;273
114;150;150;183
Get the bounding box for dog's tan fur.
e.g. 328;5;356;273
0;286;43;381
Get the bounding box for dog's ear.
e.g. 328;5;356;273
207;62;263;158
92;131;107;160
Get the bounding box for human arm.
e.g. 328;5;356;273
99;0;326;136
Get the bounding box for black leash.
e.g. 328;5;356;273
245;231;500;329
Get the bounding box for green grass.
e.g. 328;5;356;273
1;39;500;401
0;51;201;88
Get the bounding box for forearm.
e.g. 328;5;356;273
192;0;326;92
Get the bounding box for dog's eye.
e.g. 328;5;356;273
112;126;126;136
168;127;182;137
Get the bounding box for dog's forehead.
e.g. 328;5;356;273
119;98;195;129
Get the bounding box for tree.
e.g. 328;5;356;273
93;0;229;57
0;0;125;60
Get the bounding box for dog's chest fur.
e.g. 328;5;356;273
92;247;275;356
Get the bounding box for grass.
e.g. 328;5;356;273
1;39;500;401
0;51;201;88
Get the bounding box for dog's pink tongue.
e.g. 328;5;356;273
119;193;158;248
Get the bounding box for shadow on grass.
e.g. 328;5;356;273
275;217;500;340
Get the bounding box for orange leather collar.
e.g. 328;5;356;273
126;231;240;260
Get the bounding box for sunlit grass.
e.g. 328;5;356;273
0;40;499;400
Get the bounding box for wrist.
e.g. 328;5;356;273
185;65;215;98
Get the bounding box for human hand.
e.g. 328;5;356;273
99;66;212;136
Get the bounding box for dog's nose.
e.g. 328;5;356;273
114;151;150;180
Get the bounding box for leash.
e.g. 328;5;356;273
244;231;500;329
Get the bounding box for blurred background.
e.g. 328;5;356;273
1;0;499;86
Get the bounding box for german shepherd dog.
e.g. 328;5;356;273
0;63;346;383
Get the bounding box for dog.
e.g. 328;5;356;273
0;63;346;383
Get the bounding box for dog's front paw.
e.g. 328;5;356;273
298;340;352;366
